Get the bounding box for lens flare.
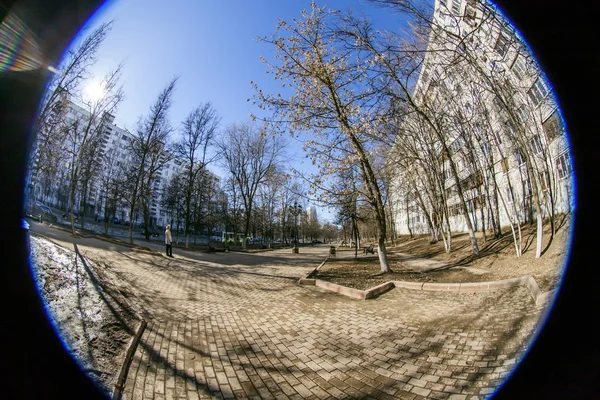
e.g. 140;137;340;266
0;8;57;73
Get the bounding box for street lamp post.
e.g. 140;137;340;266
289;201;302;254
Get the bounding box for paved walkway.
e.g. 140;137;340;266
99;249;544;400
28;222;546;399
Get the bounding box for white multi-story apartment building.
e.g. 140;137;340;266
306;205;318;223
389;0;573;236
28;98;223;229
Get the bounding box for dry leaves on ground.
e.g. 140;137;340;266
318;216;571;292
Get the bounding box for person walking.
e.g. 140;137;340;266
165;224;173;257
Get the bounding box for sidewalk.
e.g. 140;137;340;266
28;223;547;399
113;245;544;400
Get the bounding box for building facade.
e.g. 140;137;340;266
27;98;223;230
389;0;573;236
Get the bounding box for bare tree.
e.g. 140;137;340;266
222;177;243;246
253;3;393;272
217;122;285;248
29;21;113;204
124;77;177;244
175;102;220;248
161;174;186;240
369;0;564;257
64;64;125;235
97;154;126;235
257;167;287;247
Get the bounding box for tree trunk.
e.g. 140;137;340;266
69;167;78;236
80;184;87;232
376;222;391;273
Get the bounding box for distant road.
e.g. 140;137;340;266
27;219;329;268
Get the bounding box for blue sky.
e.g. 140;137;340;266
75;0;417;222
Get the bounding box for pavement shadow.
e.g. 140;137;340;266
304;287;542;399
124;318;311;399
96;250;315;320
73;245;140;334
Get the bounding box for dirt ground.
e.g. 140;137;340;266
317;215;571;292
30;234;140;395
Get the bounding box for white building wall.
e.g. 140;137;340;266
30;98;224;227
390;0;574;236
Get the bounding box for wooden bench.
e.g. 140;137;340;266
363;244;374;254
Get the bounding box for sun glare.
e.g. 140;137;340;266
84;80;105;101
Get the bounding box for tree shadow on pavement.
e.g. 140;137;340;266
67;236;545;399
305;287;543;399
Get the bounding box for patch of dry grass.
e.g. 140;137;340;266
318;215;571;292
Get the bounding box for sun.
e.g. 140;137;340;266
84;80;105;102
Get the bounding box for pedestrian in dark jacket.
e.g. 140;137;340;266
165;224;173;257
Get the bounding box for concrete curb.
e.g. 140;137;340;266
365;282;396;299
297;256;330;285
132;247;163;256
315;280;368;300
310;280;396;300
306;269;556;304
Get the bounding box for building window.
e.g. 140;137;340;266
500;157;509;173
530;135;543;155
481;142;490;157
542;110;563;142
451;136;464;153
523;174;533;197
555;152;571;180
517;104;529;124
464;4;477;24
494;32;511;57
511;55;527;80
493;130;503;145
504;120;516;137
528;77;549;106
515;149;526;165
464;199;472;213
506;187;513;202
449;0;461;15
539;171;550;191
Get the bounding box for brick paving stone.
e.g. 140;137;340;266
96;247;548;399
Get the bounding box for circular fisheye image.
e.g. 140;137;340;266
13;0;578;398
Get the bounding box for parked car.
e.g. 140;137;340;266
113;217;120;224
62;212;80;222
140;228;160;238
25;202;58;222
38;204;58;222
